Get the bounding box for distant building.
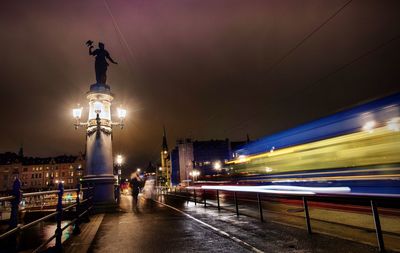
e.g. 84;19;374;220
0;151;85;192
177;139;194;184
170;147;180;186
170;138;247;185
193;139;231;176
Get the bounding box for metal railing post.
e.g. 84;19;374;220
55;182;64;251
371;200;385;252
234;192;239;216
73;183;81;235
194;189;196;205
257;193;264;222
217;190;220;211
203;190;206;207
115;185;120;204
86;186;93;222
81;186;90;223
7;178;22;252
303;197;312;234
9;178;21;229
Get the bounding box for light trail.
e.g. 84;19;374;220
262;167;400;178
200;185;316;195
251;173;400;184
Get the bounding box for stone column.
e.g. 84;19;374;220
83;83;116;207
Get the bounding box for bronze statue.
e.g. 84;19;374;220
87;41;117;84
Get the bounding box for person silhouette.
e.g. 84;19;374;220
89;42;117;84
130;171;142;210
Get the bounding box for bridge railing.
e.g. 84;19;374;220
0;179;94;252
163;185;400;253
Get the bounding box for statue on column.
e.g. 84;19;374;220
87;40;118;84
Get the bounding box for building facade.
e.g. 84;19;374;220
0;152;85;192
177;139;194;184
170;147;180;186
170;138;247;185
192;139;231;176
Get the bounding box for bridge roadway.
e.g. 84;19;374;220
63;194;386;253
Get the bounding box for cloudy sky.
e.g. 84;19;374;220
0;0;399;174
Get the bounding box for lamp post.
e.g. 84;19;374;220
116;154;123;184
189;170;200;183
72;83;127;207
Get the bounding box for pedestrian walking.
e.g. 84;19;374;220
130;172;141;209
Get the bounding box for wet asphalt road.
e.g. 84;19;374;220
87;194;385;253
87;195;250;253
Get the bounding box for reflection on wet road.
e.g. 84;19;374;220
88;194;251;253
87;194;383;253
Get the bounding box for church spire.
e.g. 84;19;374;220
162;125;168;152
18;144;24;159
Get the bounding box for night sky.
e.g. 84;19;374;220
0;0;399;176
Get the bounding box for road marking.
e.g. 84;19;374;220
153;199;264;253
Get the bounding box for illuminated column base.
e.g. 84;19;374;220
83;175;116;205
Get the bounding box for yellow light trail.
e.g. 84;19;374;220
229;126;400;176
240;173;400;184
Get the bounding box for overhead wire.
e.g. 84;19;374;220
198;0;354;137
293;34;400;96
103;0;144;168
221;0;356;135
261;0;353;76
223;34;400;137
103;0;136;68
104;1;166;166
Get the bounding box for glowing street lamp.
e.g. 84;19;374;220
117;107;127;119
72;105;127;130
213;161;222;170
116;154;123;166
72;106;84;129
189;170;200;182
72;107;83;119
116;107;127;129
